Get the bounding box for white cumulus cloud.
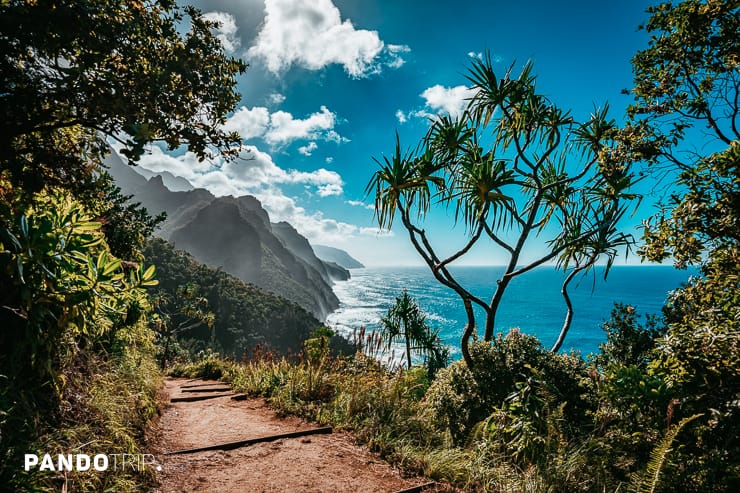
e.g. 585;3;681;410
224;104;346;148
397;85;478;123
203;11;241;53
247;0;409;77
420;84;477;119
266;106;336;145
223;106;270;139
132;144;342;198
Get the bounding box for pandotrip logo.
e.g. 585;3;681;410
24;453;162;473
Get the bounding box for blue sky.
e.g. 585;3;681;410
136;0;657;266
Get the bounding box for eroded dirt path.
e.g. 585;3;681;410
149;378;438;493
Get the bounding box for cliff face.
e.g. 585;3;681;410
104;151;347;320
271;222;350;283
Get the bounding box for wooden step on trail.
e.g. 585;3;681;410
180;382;227;389
165;426;333;455
171;393;234;403
181;386;232;393
391;482;438;493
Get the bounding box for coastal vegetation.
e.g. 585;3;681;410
0;0;737;492
379;289;449;375
180;2;737;491
144;237;327;363
0;0;245;489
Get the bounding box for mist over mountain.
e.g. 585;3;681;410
313;245;365;269
104;150;353;320
132;166;194;192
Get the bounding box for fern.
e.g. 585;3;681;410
631;413;703;493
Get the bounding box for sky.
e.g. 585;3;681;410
135;0;658;266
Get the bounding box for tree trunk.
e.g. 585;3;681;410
484;275;513;341
461;297;475;368
551;266;581;352
405;322;412;370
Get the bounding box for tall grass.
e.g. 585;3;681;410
1;327;162;492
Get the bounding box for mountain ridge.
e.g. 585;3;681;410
104;150;353;320
313;244;365;269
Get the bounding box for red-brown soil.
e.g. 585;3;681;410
149;378;444;493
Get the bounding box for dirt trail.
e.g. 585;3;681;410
150;378;441;493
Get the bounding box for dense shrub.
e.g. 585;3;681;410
0;189;161;491
425;331;595;446
592;303;665;371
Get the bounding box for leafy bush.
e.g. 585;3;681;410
425;331;594;446
593;303;665;371
0;188;161;491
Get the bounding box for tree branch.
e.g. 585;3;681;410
681;63;732;144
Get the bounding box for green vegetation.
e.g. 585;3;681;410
379;290;449;375
0;0;245;197
144;238;326;360
0;0;246;490
0;186;162;490
0;0;736;491
174;297;737;492
173;2;738;493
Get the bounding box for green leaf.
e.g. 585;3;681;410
142;264;156;281
74;221;102;232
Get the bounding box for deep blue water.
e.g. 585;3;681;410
325;266;697;360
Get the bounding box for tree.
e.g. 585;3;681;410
0;2;246;488
631;0;739;271
379;290;449;374
624;2;739;489
151;284;214;368
0;0;247;357
0;0;246;197
367;56;637;366
628;0;740;171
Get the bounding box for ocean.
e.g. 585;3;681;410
325;265;697;360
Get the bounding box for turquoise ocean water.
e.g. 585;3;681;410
325;266;697;360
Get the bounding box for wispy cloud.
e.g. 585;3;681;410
298;141;318;156
359;227;394;237
346;199;375;210
247;0;409;78
267;93;286;105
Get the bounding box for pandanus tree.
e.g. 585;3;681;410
380;290;449;374
367;56;638;367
